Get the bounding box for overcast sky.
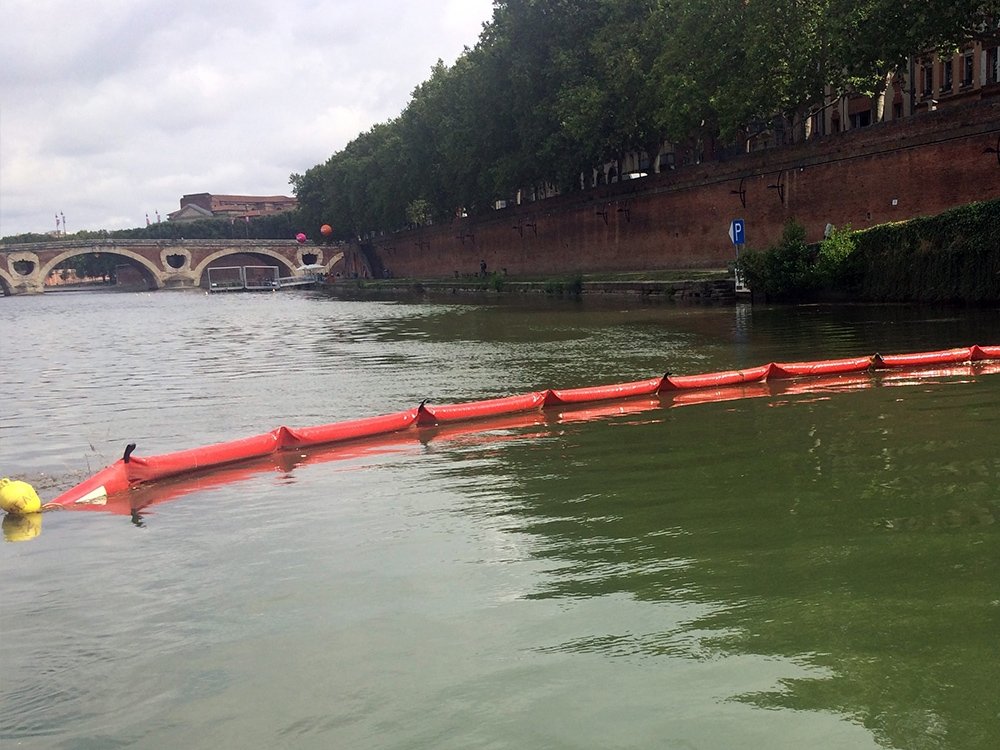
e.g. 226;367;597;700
0;0;495;237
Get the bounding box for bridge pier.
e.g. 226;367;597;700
0;250;45;295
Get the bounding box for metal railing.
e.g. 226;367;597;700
208;265;316;292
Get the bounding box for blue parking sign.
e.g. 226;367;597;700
729;219;745;246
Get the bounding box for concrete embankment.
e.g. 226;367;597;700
323;271;737;302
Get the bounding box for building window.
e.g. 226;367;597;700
922;61;934;95
988;47;1000;84
962;52;974;87
810;111;826;137
850;110;871;129
941;58;953;93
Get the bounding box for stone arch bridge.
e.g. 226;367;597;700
0;239;355;295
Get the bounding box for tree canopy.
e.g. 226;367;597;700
292;0;998;240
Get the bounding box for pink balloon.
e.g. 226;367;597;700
295;233;307;243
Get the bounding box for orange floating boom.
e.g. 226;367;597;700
47;345;1000;509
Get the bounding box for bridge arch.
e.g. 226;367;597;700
41;248;164;290
192;248;298;287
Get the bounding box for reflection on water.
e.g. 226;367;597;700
452;380;999;750
1;291;999;749
1;512;43;542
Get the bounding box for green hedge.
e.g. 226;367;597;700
847;199;1000;303
736;199;1000;303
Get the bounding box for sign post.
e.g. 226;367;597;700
729;219;749;293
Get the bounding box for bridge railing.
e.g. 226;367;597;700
277;274;318;287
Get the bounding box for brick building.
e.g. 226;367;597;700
578;41;1000;192
813;39;1000;138
167;193;298;223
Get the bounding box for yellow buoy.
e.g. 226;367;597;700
0;477;42;516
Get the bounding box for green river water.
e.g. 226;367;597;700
1;291;998;749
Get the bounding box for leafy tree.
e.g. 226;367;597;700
68;253;119;282
406;199;432;226
553;0;671;179
654;1;836;143
652;0;755;143
286;0;997;235
816;224;857;287
1;232;51;244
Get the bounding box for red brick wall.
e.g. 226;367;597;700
362;101;1000;278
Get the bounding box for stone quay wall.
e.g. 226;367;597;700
360;100;1000;279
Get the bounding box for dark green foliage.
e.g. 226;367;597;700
66;253;119;281
816;224;857;288
848;199;1000;303
1;232;51;244
735;220;820;300
736;200;1000;303
544;274;584;296
291;1;995;235
3;211;309;246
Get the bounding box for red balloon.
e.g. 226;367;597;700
295;232;307;243
320;224;333;236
